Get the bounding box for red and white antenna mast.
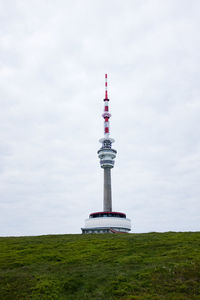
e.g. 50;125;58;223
102;74;112;138
105;73;108;100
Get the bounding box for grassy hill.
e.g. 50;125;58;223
0;232;200;300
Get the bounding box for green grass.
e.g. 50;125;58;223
0;232;200;299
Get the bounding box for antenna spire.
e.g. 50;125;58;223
105;74;108;100
102;74;111;137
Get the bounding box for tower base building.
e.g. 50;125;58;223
81;74;131;234
82;212;131;234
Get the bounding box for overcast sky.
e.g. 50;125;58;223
0;0;200;236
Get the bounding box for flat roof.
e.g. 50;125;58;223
89;211;126;217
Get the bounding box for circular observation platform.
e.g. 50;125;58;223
81;211;131;234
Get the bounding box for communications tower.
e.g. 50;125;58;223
81;74;131;234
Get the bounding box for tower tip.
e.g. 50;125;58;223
105;74;108;100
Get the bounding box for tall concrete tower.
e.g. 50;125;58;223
81;74;131;234
98;74;116;212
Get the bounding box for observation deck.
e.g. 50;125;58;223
98;138;117;168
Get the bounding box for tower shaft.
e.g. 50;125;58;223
104;168;112;211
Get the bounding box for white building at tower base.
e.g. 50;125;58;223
81;212;131;234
